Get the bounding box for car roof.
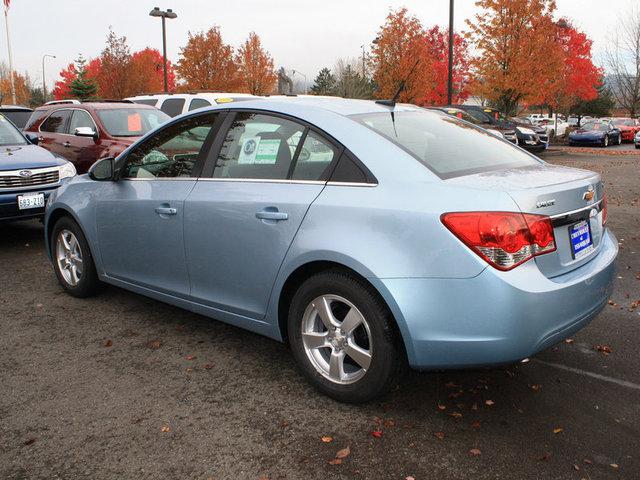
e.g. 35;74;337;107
230;95;423;117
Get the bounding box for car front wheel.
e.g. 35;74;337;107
602;136;609;147
288;270;405;403
51;216;101;297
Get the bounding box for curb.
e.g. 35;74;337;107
548;146;640;156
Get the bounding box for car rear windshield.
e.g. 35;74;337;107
97;108;170;137
351;109;539;179
0;114;27;146
581;122;607;131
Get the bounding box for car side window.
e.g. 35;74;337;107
189;98;212;111
291;130;339;181
160;98;185;117
41;110;71;134
121;113;218;179
213;113;305;180
69;110;96;133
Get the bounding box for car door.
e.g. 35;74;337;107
95;112;222;297
38;109;72;159
184;111;341;319
67;109;105;173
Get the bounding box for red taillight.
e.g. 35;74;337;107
602;194;607;227
441;211;556;271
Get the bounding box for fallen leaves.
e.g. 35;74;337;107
329;446;351;465
594;344;612;355
22;438;36;446
553;428;563;434
469;448;481;456
530;384;542;391
202;363;213;370
160;425;170;433
147;339;162;349
471;421;481;429
485;400;495;406
321;436;333;443
433;431;445;440
371;430;383;438
103;339;113;347
564;338;574;344
185;355;196;361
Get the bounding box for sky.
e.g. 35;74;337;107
1;0;636;91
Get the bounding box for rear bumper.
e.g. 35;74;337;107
380;229;618;369
0;187;56;222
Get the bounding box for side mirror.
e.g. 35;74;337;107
75;126;98;140
25;132;39;145
88;157;115;181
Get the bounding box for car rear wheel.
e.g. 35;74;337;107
288;270;405;403
617;134;622;145
602;136;609;148
52;216;101;297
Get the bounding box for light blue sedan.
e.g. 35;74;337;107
44;97;617;402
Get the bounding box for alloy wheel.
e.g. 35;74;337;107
301;295;372;385
55;229;84;287
604;136;609;147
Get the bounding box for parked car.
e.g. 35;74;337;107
24;100;170;173
454;106;548;152
568;121;622;147
44;98;617;402
0;105;34;129
536;117;569;139
429;106;518;144
635;130;640;149
0;113;75;222
126;92;258;117
567;115;593;128
609;118;640;142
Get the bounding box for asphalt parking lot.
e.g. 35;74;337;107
1;152;638;480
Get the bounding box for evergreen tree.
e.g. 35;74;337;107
570;79;615;118
310;68;337;95
335;64;374;99
69;56;97;100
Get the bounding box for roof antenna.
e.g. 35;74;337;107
375;59;420;108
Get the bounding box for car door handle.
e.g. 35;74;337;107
256;208;288;222
63;141;71;148
155;206;177;216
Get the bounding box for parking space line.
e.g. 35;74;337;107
533;359;640;391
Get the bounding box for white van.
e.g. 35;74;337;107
125;92;258;117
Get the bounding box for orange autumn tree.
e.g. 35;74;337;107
466;0;563;115
95;28;132;99
370;8;435;105
236;32;277;95
177;27;241;91
0;71;30;105
129;48;176;95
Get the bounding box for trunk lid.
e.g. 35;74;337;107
446;164;604;278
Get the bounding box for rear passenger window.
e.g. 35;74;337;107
41;110;71;133
291;131;338;181
189;98;212;111
329;152;369;183
214;113;305;180
160;98;185;117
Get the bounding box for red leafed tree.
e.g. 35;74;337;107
129;48;176;95
543;19;601;111
424;26;471;105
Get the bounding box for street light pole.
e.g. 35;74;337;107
42;54;56;102
361;45;366;77
149;7;177;93
447;0;454;105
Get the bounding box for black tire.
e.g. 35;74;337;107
618;134;622;145
51;216;101;298
288;269;405;403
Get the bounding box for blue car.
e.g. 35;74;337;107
568;120;622;147
0;114;75;222
44;98;617;402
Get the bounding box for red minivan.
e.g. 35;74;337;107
24;100;170;173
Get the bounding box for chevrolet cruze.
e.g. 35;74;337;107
44;97;617;402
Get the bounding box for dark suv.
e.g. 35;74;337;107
24;100;170;173
451;105;549;153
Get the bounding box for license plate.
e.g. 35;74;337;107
17;192;45;210
569;220;594;259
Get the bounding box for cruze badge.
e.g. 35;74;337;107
583;186;595;202
18;170;33;178
536;199;556;208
